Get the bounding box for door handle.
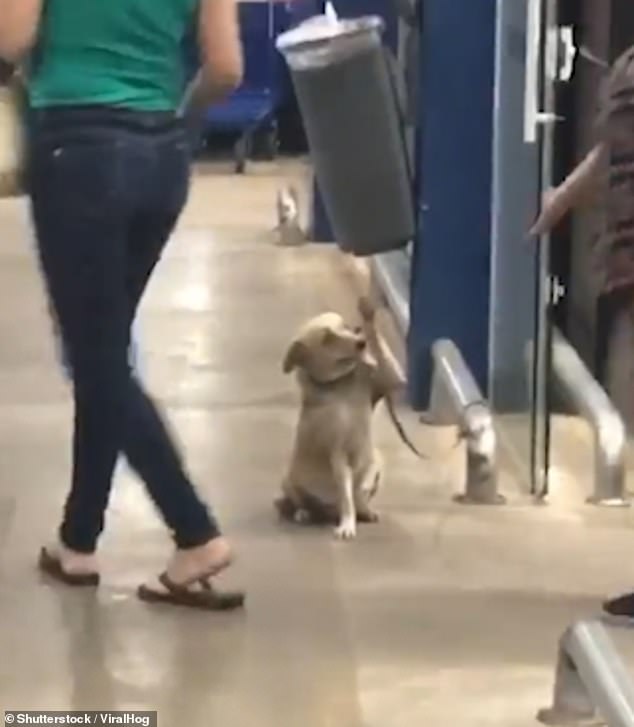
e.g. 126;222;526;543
523;0;543;143
558;26;577;81
535;111;564;124
524;0;571;143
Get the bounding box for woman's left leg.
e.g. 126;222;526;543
30;127;133;567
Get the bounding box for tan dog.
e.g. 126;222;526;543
276;299;403;540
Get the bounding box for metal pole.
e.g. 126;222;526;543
370;253;410;335
538;620;634;727
430;339;503;505
551;328;628;507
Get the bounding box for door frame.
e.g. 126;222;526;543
527;0;561;496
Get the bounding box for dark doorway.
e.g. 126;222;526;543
554;1;634;428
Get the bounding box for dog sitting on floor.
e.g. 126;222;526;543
275;297;404;540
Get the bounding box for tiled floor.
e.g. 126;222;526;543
1;161;634;726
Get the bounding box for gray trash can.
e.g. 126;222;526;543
277;15;415;257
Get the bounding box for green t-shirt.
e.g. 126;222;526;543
29;0;199;111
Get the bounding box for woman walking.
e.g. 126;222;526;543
0;0;244;610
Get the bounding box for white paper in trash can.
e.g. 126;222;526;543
276;14;384;70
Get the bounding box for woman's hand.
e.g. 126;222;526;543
529;186;570;237
0;0;43;62
528;143;605;239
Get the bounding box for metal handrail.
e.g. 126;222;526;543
551;328;628;507
538;620;634;727
429;339;503;505
371;253;410;334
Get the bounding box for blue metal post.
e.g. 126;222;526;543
407;0;496;409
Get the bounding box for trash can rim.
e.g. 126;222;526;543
276;15;384;53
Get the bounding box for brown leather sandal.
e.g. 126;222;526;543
38;547;100;587
137;572;245;611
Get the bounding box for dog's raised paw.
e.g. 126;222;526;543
357;296;376;323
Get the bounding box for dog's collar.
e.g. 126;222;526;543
305;366;358;389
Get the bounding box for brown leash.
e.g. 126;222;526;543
357;294;474;461
384;395;486;460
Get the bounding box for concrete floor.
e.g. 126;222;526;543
1;160;634;725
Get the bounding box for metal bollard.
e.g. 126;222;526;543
551;329;628;507
429;339;503;505
538;620;634;727
275;186;306;247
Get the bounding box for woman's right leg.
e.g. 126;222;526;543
115;131;238;593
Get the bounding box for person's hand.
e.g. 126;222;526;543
528;143;603;240
528;186;568;238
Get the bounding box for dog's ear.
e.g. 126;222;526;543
283;340;305;373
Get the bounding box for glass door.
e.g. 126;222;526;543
489;0;570;493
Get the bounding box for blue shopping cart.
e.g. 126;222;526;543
202;1;293;173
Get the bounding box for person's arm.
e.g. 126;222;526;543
195;0;243;103
529;142;606;236
0;0;44;62
179;0;243;126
